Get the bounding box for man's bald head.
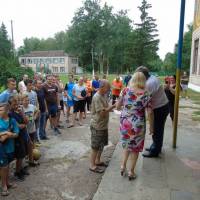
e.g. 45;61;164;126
98;79;110;94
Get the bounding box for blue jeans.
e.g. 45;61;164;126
39;112;47;139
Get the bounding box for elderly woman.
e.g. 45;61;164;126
116;72;153;180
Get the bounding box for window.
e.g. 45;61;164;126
53;58;58;63
21;59;25;64
46;58;51;63
60;67;65;73
61;58;65;63
33;59;38;64
58;58;64;63
71;58;78;64
193;39;199;74
52;67;58;73
40;58;44;64
27;59;32;64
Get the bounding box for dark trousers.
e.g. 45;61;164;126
39;112;47;139
112;95;119;105
85;96;91;111
150;103;169;155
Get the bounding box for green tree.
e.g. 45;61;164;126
66;0;102;71
0;23;34;88
182;24;192;71
162;52;176;73
17;0;163;74
66;0;134;73
54;31;68;50
163;24;192;73
0;23;12;58
18;37;41;55
134;0;159;69
109;10;133;73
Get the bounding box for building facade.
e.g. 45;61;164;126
19;50;82;74
189;0;200;92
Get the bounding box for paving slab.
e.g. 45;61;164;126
93;100;200;200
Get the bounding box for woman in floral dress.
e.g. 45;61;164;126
116;72;153;180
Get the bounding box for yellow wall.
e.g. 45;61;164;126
194;0;200;30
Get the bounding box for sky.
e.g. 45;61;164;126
0;0;195;59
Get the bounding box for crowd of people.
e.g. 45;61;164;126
0;68;189;196
0;71;124;196
89;68;189;181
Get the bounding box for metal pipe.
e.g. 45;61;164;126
173;0;186;148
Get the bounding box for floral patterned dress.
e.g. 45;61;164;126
119;87;152;153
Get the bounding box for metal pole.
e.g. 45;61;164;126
10;20;15;56
91;46;94;77
173;0;186;148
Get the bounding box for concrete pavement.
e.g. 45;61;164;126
93;100;200;200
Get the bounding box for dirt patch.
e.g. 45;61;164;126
4;112;119;200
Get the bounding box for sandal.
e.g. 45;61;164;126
120;166;126;176
1;189;9;196
67;124;74;128
7;183;17;189
89;167;104;174
128;172;137;181
28;161;39;167
96;162;108;167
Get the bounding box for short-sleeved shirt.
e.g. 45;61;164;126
146;75;168;109
92;80;100;93
65;82;75;98
18;81;27;93
26;90;37;106
23;104;37;134
124;75;132;86
9;111;28;141
36;89;46;113
43;84;58;105
112;80;123;96
73;84;86;101
90;93;109;130
85;80;92;96
0;117;19;153
0;89;18;103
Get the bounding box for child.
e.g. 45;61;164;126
64;76;75;123
25;79;40;143
8;96;30;181
22;94;40;166
62;90;68;117
0;102;19;196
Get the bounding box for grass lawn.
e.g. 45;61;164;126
186;89;200;121
59;74;119;85
187;89;200;104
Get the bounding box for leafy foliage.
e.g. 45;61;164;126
163;24;192;73
0;23;12;58
17;0;161;74
134;0;160;69
0;22;34;87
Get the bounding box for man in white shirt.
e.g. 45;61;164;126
18;74;28;94
136;66;169;157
